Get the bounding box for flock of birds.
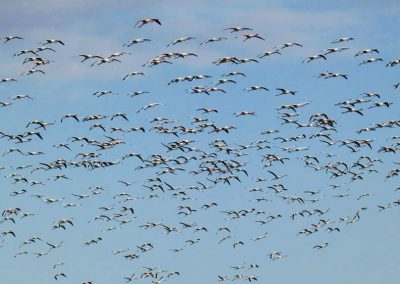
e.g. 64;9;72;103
1;17;400;284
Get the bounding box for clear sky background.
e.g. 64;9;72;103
0;1;400;283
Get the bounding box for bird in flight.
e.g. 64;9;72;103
135;18;162;28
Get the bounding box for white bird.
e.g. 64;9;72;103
2;35;23;43
245;86;269;92
278;42;303;49
122;71;145;81
135;18;162;28
78;54;101;62
0;78;17;83
137;103;163;113
355;48;379;57
331;37;354;43
21;69;46;76
258;50;281;58
302;54;327;63
359;58;384;65
313;242;329;249
224;27;253;33
123;38;151;47
40;38;65;45
167;36;195;46
200;36;227;45
90;56;121;67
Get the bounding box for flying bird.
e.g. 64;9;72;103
135;18;162;28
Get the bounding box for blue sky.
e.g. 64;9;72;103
0;1;400;283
